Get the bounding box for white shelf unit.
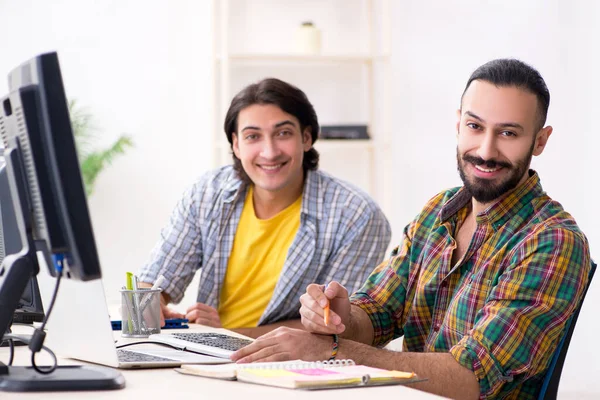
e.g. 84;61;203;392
217;54;390;63
212;0;392;214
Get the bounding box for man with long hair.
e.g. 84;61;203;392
139;78;391;338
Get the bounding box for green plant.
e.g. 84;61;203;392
69;100;134;196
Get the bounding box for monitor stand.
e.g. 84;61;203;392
0;149;125;392
0;338;26;347
0;363;125;392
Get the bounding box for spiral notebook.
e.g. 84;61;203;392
175;359;422;390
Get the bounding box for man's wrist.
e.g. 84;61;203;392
160;292;170;306
340;305;358;340
342;305;374;345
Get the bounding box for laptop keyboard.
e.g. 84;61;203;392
169;333;252;352
117;349;173;363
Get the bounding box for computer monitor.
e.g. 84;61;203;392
0;52;123;391
0;157;44;328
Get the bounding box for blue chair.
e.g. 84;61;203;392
537;260;597;400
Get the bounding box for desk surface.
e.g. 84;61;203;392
1;325;444;399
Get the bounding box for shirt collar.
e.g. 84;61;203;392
222;169;245;204
440;170;545;230
221;168;323;220
301;169;324;220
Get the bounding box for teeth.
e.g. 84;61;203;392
475;165;500;173
261;164;282;170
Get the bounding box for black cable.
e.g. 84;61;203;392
31;345;58;374
3;333;56;372
3;261;63;374
40;272;62;332
28;271;61;374
115;341;185;351
7;339;14;366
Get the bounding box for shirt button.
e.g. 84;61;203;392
433;323;441;332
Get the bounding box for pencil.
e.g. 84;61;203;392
324;300;330;326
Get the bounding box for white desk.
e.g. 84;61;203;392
1;325;445;399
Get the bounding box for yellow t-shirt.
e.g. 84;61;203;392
218;186;302;329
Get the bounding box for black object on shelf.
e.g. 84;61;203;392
320;125;369;140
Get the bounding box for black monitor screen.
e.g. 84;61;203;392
0;52;102;338
4;52;101;280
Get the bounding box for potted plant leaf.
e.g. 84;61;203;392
69;100;133;196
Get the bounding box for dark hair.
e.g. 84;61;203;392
223;78;320;183
461;59;550;130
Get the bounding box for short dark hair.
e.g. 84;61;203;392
461;59;550;130
223;78;320;183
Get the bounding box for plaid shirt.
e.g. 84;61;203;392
140;165;391;325
350;171;591;399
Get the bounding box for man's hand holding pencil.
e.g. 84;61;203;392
299;281;351;335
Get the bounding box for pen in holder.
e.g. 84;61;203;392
120;288;162;338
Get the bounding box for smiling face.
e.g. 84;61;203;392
232;103;312;198
456;80;552;204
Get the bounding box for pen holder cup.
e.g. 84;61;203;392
120;288;162;338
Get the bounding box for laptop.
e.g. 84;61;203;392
148;331;253;359
39;266;233;369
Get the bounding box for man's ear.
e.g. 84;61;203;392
232;133;241;158
456;109;462;136
302;127;313;151
532;126;553;156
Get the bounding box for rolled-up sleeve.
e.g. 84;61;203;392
350;221;415;347
450;227;590;399
138;182;204;303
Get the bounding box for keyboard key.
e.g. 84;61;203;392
170;333;252;352
117;349;173;363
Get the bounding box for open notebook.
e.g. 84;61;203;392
175;359;423;390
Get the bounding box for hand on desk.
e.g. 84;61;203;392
230;327;332;363
185;302;222;328
160;303;185;327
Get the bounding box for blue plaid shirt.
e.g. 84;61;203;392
139;165;391;325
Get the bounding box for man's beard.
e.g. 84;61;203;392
456;142;534;203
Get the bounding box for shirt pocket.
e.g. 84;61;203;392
447;274;493;335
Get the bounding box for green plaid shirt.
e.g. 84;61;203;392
350;171;591;399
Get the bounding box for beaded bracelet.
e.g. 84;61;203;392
329;334;339;361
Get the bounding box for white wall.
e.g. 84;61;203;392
0;0;215;309
216;0;384;203
389;1;599;398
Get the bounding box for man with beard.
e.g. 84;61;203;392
231;59;592;400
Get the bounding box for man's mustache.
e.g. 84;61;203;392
462;154;512;169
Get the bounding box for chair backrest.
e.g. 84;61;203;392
537;260;597;400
